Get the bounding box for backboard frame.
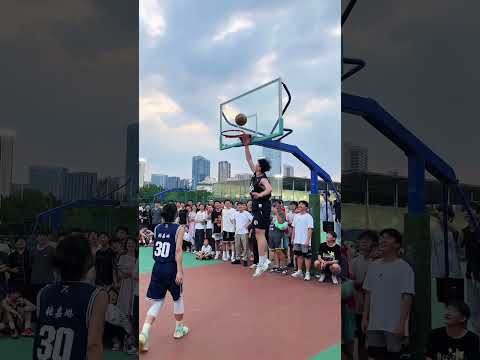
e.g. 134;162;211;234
219;77;284;150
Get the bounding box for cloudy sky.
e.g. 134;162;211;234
342;0;480;185
140;0;341;182
1;0;137;184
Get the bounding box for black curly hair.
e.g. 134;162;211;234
258;158;271;173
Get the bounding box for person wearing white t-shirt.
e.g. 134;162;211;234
231;202;253;266
195;239;214;260
221;200;236;261
291;201;314;281
194;204;207;252
362;228;414;359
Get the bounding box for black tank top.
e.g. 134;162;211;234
250;173;271;201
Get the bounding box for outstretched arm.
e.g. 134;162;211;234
243;136;255;172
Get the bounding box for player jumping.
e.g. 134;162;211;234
242;135;273;277
139;203;189;352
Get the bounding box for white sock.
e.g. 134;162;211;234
175;320;183;329
259;255;266;265
25;320;31;329
142;323;151;336
223;251;226;257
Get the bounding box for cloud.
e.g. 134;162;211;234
212;16;255;42
304;97;335;113
140;91;181;122
252;52;277;84
140;0;166;38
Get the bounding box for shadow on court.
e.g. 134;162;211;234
139;256;340;360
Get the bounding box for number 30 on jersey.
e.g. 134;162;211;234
154;239;171;258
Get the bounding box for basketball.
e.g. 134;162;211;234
235;113;247;126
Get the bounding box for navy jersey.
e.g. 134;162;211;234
33;282;103;360
153;223;180;264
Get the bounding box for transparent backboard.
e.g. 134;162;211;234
220;78;284;150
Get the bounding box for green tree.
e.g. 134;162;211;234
138;184;163;203
0;190;61;233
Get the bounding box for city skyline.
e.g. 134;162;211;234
140;1;341;182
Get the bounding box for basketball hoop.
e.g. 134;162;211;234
221;130;252;145
221;129;245;138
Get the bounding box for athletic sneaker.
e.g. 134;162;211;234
281;268;289;275
269;266;279;273
291;270;304;278
249;264;257;269
253;260;270;277
318;273;326;283
304;272;311;281
21;328;34;337
332;275;339;285
231;259;241;265
139;333;149;352
173;325;190;339
126;345;137;355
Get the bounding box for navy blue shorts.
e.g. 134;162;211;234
146;264;182;301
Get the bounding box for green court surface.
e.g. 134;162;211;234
308;344;341;360
0;337;130;359
139;246;222;273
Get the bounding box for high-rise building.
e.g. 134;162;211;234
64;172;98;201
126;123;139;198
0;131;15;198
192;156;210;190
166;176;180;190
29;165;68;200
139;159;146;188
262;148;282;176
179;178;190;190
218;161;231;182
151;174;168;189
97;176;124;200
342;142;368;173
283;164;294;177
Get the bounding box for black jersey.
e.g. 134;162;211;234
249;173;271;202
33;282;103;360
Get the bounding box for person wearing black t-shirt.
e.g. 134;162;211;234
242;135;273;277
426;301;480;359
212;201;223;259
95;232;117;288
314;231;342;284
461;209;480;336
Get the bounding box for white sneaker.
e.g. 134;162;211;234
318;273;326;282
173;325;190;339
291;270;304;278
331;275;339;285
249;264;257;269
139;333;149;352
253;262;269;277
304;272;311;281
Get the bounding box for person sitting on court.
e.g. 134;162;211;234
291;200;314;281
425;301;479;359
195;239;214;260
0;288;35;338
315;231;342;284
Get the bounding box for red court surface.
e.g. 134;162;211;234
139;263;340;360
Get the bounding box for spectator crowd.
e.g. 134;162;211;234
0;226;139;356
340;204;480;359
139;198;342;283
